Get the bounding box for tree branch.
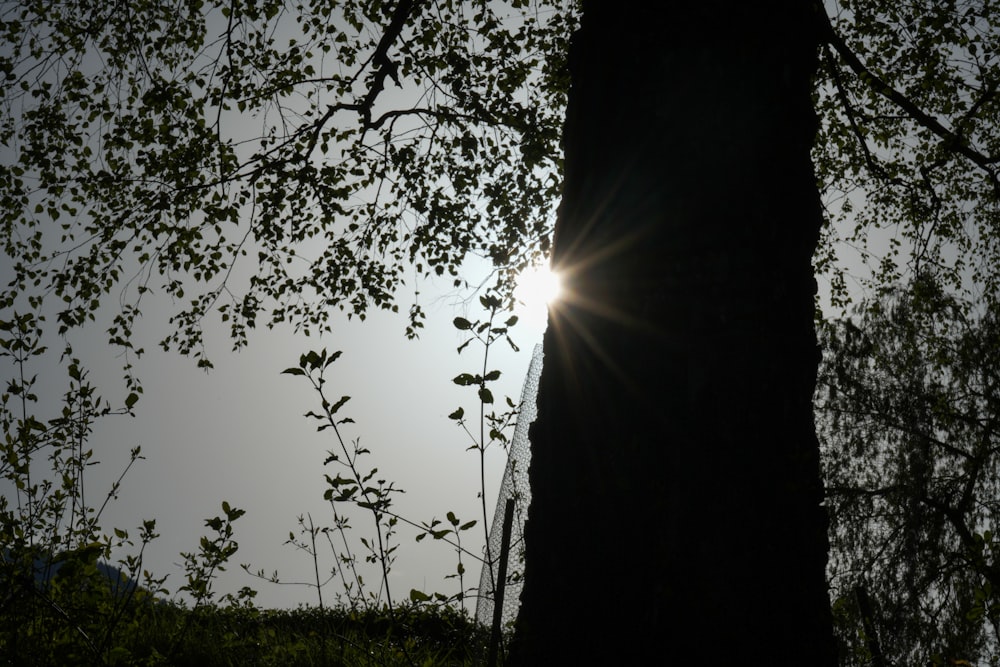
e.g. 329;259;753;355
821;44;902;188
818;8;1000;195
359;0;425;129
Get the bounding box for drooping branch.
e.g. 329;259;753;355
821;44;901;188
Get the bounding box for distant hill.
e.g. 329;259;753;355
3;547;141;600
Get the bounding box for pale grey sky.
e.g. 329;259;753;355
41;260;552;610
0;2;564;611
1;0;920;614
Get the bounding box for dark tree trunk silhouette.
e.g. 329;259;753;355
509;2;837;664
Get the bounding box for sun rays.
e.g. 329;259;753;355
534;218;662;399
514;261;562;308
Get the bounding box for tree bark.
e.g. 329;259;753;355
509;2;837;664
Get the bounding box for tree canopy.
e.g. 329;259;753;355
815;0;1000;312
819;277;1000;664
813;3;1000;663
0;0;576;370
2;0;998;352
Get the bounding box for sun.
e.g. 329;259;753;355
514;261;563;312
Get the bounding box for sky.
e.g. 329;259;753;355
0;0;903;615
1;185;864;613
1;256;555;611
0;2;568;612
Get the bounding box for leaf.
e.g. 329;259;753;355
453;373;477;386
478;387;494;404
125;392;139;409
480;294;502;310
324;350;343;369
328;395;351;414
282;367;307;376
453;316;473;330
448;407;464;420
484;369;501;381
410;588;431;603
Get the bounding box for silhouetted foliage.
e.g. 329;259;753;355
820;276;1000;665
814;1;1000;312
0;0;577;372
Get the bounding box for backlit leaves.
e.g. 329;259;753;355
0;0;578;368
815;1;1000;312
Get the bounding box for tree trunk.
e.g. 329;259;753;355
509;2;837;664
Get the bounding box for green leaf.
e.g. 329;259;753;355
478;387;494;404
480;294;502;310
448;407;464;420
453;316;473;330
324;350;343;369
453;373;476;386
410;588;431;603
282;367;307;376
328;395;351;414
125;392;139;409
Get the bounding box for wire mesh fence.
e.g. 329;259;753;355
475;343;543;630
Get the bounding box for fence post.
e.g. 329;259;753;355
488;498;516;667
